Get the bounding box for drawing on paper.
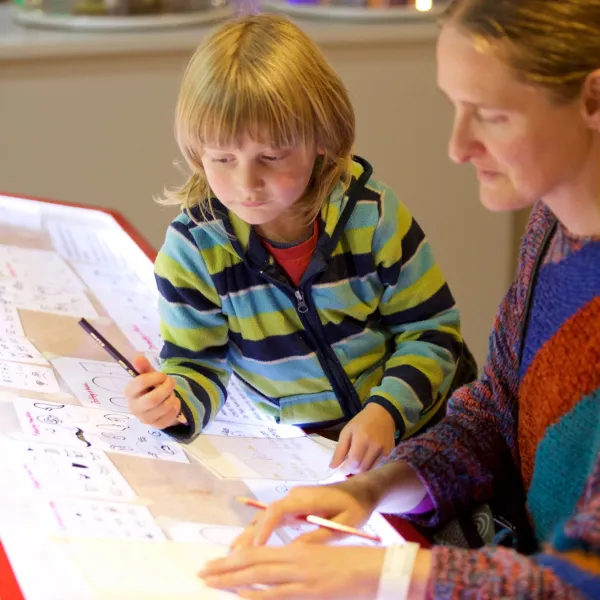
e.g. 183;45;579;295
168;522;283;547
47;222;131;269
52;357;131;412
0;304;24;337
38;497;166;541
71;263;162;352
80;361;125;375
109;396;129;409
91;375;130;393
217;377;276;426
0;335;49;365
202;421;304;439
0;279;97;318
197;526;241;546
0;360;61;394
188;435;335;482
0;245;84;290
14;397;189;463
13;441;136;501
274;483;290;496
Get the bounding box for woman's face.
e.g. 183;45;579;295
436;24;594;214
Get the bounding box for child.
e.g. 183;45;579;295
124;14;475;474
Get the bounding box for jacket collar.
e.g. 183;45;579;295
186;155;373;270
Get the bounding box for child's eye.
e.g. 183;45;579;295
211;157;233;163
262;154;282;162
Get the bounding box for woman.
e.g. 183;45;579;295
200;0;600;597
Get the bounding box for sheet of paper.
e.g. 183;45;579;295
218;376;277;426
36;497;166;541
0;245;84;290
145;352;162;371
188;435;335;481
11;440;136;501
0;527;93;600
308;433;339;451
243;474;405;547
13;398;189;463
168;521;284;546
39;200;117;227
0;335;48;365
47;221;131;269
52;356;131;412
0;360;60;393
0;303;24;336
0;453;93;600
203;420;305;439
0;278;98;318
72;263;162;352
0;195;42;230
59;538;239;599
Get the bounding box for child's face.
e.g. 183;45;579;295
201;135;317;227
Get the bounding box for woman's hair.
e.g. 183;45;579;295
162;13;355;224
441;0;600;103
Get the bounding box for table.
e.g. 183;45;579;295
0;192;429;600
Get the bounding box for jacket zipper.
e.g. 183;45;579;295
259;266;362;419
294;290;309;313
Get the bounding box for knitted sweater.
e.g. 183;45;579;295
155;157;464;440
384;201;600;598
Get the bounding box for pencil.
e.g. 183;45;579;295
78;318;187;425
236;496;382;543
78;318;139;377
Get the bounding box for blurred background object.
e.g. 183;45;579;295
259;0;448;23
14;0;227;16
12;0;231;30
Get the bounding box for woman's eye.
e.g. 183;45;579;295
478;112;508;125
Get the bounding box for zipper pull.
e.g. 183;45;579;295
295;290;309;314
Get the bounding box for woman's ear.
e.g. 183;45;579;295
581;69;600;131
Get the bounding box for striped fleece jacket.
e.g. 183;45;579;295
384;202;600;598
155;156;464;441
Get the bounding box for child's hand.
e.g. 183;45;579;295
329;404;396;475
124;356;181;430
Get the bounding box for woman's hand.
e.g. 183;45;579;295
201;545;386;600
232;476;379;550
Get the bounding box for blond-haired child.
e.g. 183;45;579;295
124;14;475;473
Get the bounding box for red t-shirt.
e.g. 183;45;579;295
262;221;319;287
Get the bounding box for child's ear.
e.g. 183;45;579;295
581;69;600;132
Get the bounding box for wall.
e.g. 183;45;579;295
0;20;514;365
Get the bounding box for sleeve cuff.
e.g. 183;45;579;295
161;391;199;442
366;395;406;438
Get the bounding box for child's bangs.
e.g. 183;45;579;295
183;73;316;152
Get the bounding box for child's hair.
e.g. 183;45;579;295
162;14;355;225
441;0;600;104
